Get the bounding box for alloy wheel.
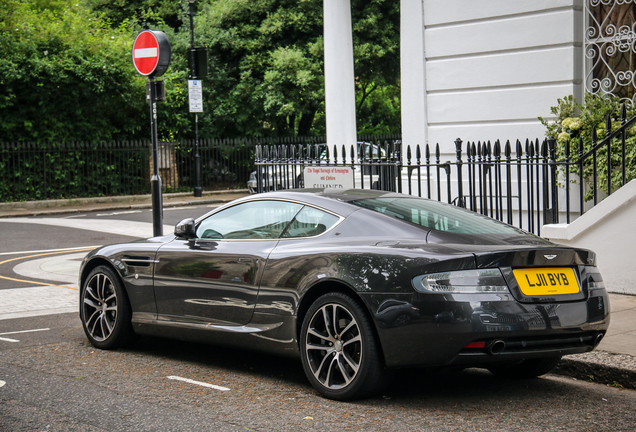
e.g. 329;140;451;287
304;303;362;390
82;273;118;342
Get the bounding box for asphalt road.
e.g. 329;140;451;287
2;324;635;431
0;205;214;289
1;211;635;431
35;204;221;227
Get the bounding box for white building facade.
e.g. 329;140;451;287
323;1;636;295
401;0;585;153
327;0;636;153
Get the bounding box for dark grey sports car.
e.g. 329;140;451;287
79;189;610;400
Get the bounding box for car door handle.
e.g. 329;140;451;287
237;257;255;263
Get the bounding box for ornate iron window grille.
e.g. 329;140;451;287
584;0;636;104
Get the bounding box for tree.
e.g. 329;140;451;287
86;0;184;30
0;0;147;142
351;0;400;133
190;0;400;138
191;0;324;137
0;0;402;142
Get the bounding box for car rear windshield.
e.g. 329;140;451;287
349;197;524;235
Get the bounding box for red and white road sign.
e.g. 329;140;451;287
132;30;171;77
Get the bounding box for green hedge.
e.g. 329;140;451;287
0;141;151;202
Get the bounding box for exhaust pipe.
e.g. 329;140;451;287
487;340;506;355
594;333;604;347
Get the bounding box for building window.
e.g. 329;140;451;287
585;0;636;103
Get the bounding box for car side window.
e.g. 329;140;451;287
282;206;340;238
196;200;303;240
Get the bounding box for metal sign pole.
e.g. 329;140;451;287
188;0;203;197
149;77;163;236
194;113;201;197
132;29;170;237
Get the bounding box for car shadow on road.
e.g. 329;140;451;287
111;333;590;405
128;334;311;387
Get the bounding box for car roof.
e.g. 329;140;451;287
240;188;408;215
255;188;405;201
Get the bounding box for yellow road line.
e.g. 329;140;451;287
0;247;94;291
0;275;79;291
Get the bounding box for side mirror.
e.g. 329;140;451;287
175;218;197;239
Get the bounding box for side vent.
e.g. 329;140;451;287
121;255;156;267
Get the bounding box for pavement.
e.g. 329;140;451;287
0;189;634;389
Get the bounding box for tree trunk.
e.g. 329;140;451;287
297;110;316;136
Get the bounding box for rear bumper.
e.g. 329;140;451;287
361;290;610;368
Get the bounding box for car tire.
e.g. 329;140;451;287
300;292;391;400
80;265;134;350
487;356;562;379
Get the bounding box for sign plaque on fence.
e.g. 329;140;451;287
303;166;354;189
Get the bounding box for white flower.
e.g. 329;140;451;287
557;132;571;143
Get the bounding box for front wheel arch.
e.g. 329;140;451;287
80;257;120;288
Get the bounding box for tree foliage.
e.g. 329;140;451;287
190;0;325;137
86;0;184;30
0;0;147;142
181;0;400;138
539;93;636;198
0;0;401;143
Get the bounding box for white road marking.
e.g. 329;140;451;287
0;381;5;387
0;218;171;238
0;328;50;336
0;336;19;343
95;210;142;216
0;246;100;256
62;214;87;219
166;376;230;392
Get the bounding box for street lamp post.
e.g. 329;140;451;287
187;0;202;197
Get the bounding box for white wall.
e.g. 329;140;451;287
542;180;636;295
417;0;584;153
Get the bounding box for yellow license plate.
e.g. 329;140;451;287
513;268;579;296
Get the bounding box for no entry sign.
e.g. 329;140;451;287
132;30;171;77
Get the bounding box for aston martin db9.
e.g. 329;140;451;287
79;189;610;400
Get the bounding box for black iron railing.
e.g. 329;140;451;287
0;135;400;202
253;135;402;194
254;107;634;235
0;139;255;202
0;141;151;202
405;139;560;236
404;105;634;234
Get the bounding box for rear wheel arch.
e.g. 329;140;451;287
295;281;384;358
297;287;393;400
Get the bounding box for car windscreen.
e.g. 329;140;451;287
349;197;525;235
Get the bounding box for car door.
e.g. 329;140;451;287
153;200;303;325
